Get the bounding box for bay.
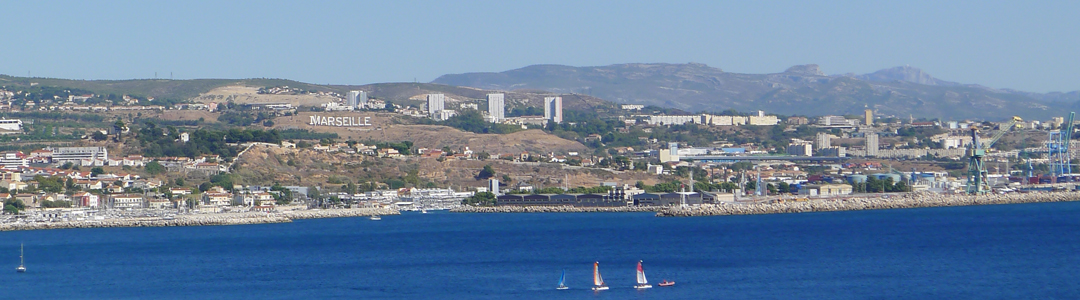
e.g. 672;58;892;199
2;201;1080;299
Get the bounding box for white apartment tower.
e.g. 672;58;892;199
544;96;563;124
487;93;505;122
815;132;831;150
427;94;445;116
866;133;879;157
347;91;367;109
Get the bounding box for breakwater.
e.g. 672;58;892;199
656;191;1080;217
0;207;400;231
281;207;401;219
451;205;662;213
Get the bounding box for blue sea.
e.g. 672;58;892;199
3;202;1080;299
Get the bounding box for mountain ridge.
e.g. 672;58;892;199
432;63;1080;120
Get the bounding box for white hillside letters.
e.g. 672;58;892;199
308;115;372;127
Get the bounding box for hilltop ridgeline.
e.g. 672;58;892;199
432;63;1080;120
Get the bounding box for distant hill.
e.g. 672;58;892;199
0;75;613;112
432;63;1080;120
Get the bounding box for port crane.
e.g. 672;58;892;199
1048;112;1075;177
966;116;1022;194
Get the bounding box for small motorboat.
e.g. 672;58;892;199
370;215;382;221
658;279;675;287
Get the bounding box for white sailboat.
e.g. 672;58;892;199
634;260;652;289
16;243;26;273
556;269;569;290
592;262;609;291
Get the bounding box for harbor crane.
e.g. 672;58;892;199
1048;112;1075;177
966;116;1022;194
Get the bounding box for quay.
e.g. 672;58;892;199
656;191;1080;217
0;207;401;231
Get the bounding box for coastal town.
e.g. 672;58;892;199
1;79;1079;231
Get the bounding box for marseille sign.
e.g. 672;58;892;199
309;115;372;127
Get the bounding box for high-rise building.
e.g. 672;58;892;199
544;96;562;124
347;91;367;109
815;132;831;150
866;133;879;156
864;109;873;126
488;178;500;196
487;93;505;122
427;94;445;116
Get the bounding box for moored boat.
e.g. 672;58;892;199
592;262;609;291
370;215;382;221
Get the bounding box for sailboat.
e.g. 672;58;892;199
634;260;652;289
592;262;609;291
556;269;569;290
16;243;26;273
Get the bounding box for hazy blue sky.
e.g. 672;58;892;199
2;0;1077;92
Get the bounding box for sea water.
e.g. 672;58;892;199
2;201;1080;299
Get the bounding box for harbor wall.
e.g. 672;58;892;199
0;207;400;231
655;191;1080;217
451;205;662;213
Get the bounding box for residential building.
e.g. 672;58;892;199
347;90;367;109
544;96;562;124
427;94;445;116
815;132;831;150
488;178;500;196
0;118;22;131
786;143;812;156
866;133;879;156
487;93;504;122
202;192;233;206
864;109;873;126
49;146;109;166
108;194;145;209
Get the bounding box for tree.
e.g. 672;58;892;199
766;183;778;195
462;192;496;206
477;152;490;160
91;131;108;141
778;182;791;194
90;167;105;176
174;178;185;187
145;161;165;176
198;182;212;192
476;165;496;180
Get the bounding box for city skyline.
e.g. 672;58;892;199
0;1;1078;93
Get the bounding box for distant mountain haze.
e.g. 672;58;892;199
432;63;1080;121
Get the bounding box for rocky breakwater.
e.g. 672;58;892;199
0;213;292;231
451;205;661;213
281;207;400;219
656;191;1080;217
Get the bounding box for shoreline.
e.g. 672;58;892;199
655;191;1080;217
0;207;401;232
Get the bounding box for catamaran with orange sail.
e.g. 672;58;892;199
592;262;609;291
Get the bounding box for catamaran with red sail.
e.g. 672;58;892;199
634;260;653;289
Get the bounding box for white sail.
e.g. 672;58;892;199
593;262;604;286
636;261;648;284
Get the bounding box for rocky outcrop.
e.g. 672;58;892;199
656;191;1080;217
784;64;826;76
